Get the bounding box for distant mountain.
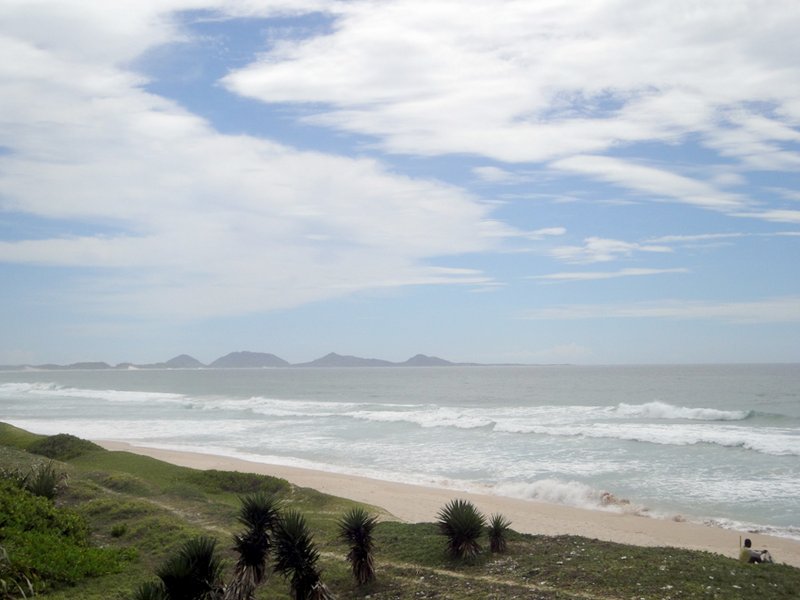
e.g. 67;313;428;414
209;351;290;368
400;354;453;367
0;351;498;370
163;354;206;368
296;352;395;367
66;362;112;370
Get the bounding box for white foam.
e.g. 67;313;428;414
492;478;645;514
614;401;751;421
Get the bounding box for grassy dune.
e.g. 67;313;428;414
1;422;798;599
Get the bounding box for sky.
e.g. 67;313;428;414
1;0;799;366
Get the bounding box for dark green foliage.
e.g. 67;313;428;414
487;513;512;553
185;470;290;496
0;544;35;600
436;499;486;560
0;479;131;593
225;493;281;600
23;461;66;500
1;461;66;500
337;507;377;585
131;580;168;600
273;510;327;600
27;434;103;461
155;536;224;600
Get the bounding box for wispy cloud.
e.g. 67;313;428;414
734;209;800;224
548;237;672;264
532;268;688;283
645;233;745;244
520;297;800;324
551;155;747;211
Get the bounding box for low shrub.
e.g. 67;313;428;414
0;479;132;592
27;434;104;461
184;469;290;496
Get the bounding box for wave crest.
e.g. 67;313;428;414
614;401;752;421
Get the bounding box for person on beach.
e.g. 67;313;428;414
740;538;773;563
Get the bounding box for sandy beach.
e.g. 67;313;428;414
98;441;800;568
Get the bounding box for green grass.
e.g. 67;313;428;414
1;423;799;600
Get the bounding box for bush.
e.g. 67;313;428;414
0;479;132;591
27;434;103;461
436;499;486;560
184;470;290;496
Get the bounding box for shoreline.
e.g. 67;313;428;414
97;440;800;568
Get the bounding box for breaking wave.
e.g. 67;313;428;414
613;401;752;421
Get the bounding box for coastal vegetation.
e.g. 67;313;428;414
1;422;799;599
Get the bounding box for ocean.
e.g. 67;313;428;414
1;364;798;540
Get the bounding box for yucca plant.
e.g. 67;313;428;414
131;580;168;600
156;536;224;600
273;510;332;600
487;513;512;553
338;507;378;585
224;493;281;600
23;461;66;500
436;499;486;560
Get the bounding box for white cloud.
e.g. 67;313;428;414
223;0;800;169
533;268;688;283
520;297;800;324
734;209;800;224
645;233;745;244
548;237;672;264
551;155;747;211
0;3;515;318
472;166;524;184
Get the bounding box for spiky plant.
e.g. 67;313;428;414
156;536;224;600
487;513;512;553
224;493;281;600
436;499;486;560
1;544;35;599
24;461;66;500
131;580;168;600
273;510;331;600
338;507;377;585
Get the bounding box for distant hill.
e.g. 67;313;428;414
0;351;500;370
296;352;395;367
163;354;206;368
209;351;290;368
400;354;453;367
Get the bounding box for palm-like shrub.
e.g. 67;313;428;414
224;493;281;600
487;513;511;553
131;580;168;600
156;536;224;600
273;510;332;600
436;499;486;560
338;507;377;585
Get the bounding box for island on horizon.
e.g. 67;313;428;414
0;351;529;371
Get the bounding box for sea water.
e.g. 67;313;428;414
1;364;798;539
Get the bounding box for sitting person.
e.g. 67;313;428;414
740;538;773;563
